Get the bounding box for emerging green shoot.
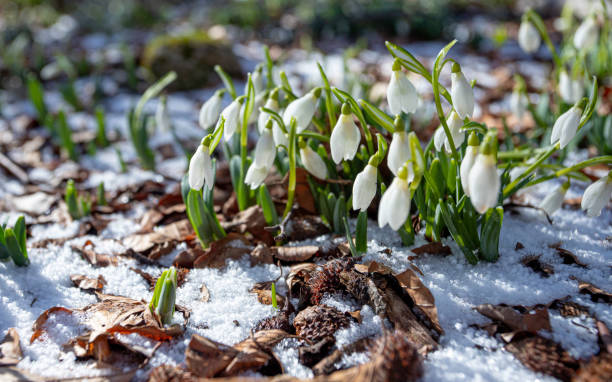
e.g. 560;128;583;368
149;266;178;325
0;216;29;267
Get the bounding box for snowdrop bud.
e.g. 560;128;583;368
352;164;377;211
258;89;280;133
245;164;269;189
254;123;276;168
539;181;569;216
156;96;170;132
378;165;412;230
199;90;224;130
461;133;480;196
581;172;612;217
559;70;583;104
573;16;598;51
387;59;419;115
251;66;265;94
387;124;411;176
433;127;446;152
283;88;321;133
467;134;499;213
518;19;541;53
450;63;475;120
330;103;361;164
444;111;465;152
299;141;327;179
188;139;214;190
222;98;243;141
551;104;583;149
510;86;529;119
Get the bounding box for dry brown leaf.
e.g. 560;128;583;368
221;205;275;245
573;278;612;303
71;274;107;292
548;244;588;268
0;328;22;366
273;246;320;262
250;282;286;307
123;219;192;254
192;233;253;269
394;269;443;335
410;242;452;256
475;304;551;335
200;284;210;302
72;241;118;267
505;335;578;382
574;352;612;382
521;255;554;278
596;321;612;354
7;192;57;216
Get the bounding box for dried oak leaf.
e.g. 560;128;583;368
475;304;551;339
0;328;22;366
70;274;107;292
72;241;118;267
573;278;612;303
596;320;612;354
410;242;451;256
123;219;192;255
192;233;253;268
273;245;321;262
505;335;578;382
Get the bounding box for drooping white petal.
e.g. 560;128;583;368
573;17;598;51
467;154;500;213
188;145;214;190
378;177;411;230
581;177;612;217
518;20;541;53
551;110;570;146
155;100;170;132
199;94;223;130
433;127;446;152
460;145;478;196
253;128;276;169
245;164;269;189
300;146;327;179
222;100;242;141
444;111;465;152
258;98;279;133
551;107;581;149
330;114;361;164
272;123;289;148
387;131;411;176
352;164;377;211
559;71;583;104
387;70;419;115
283;93;317;132
451;72;475;119
539;185;567;215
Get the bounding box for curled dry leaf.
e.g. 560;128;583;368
521;255;554;278
410;242;452;256
221;205;275;245
475;304;551;337
250;282;286;307
7;192;57;216
123;219;192;255
393;269;443;335
70;274;107;292
0;328;22;366
192;233;253;269
572;278;612;303
72;241;118;267
505;335;578;382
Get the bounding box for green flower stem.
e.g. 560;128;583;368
524;155;612;188
497;147;548;160
432;64;461;173
283;119;298;218
297;131;330;142
502;143;559;198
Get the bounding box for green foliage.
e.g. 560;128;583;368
149;266;177;326
57;110;78;161
65;179;93;220
0;216;29;267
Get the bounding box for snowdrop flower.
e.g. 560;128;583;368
299;141;327;179
559;70;583;104
539;181;569;216
573;16;598;51
460;133;479;196
258;89;280;133
518;19;541;53
433;127;446;152
352;163;377;211
272;122;289;148
199;90;223;130
450;63;475;120
434;111;465;153
221;98;243;141
387;129;411;176
387;59;419;115
156;97;170;132
245;164;269;189
581;172;612;217
510;86;529;119
188;139;214;190
378;164;412;230
245;123;276;189
251;66;265;95
283;88;321;132
330;104;361;164
551;103;583;149
467;134;500;213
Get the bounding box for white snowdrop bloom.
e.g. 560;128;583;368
433;127;446;152
155;98;170;132
559;70;583;104
245;164;269;189
460;133;479;196
450;63;475;120
253;126;276;169
518;20;541;53
551;106;582;149
581;173;612;217
283;89;320;132
251;67;265;94
221;99;242;141
387;131;411;176
387;60;419;115
378;166;412;230
445;111;465;152
510;89;529;119
258;97;280;133
467;145;500;214
272;123;289;148
352;164;377;211
539;182;569;215
188;143;214;190
199;91;223;130
244;91;266;125
573;16;598;51
300;144;327;179
330;105;361;164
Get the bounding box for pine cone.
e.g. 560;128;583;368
574;353;612;382
307;258;354;305
505;335;579;382
294;305;350;342
254;311;293;334
369;330;423;382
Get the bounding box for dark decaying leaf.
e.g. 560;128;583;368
0;328;23;366
521;255;554;278
72;241;118;267
573;352;612;382
123;219;192;255
293;305;351;343
192;233;253;268
393;268;443;335
410;242;451;256
221;205;275;245
298;336;335;367
550;245;588;268
70;274;107;292
548;297;590;318
572;278;612;303
504;335;579;382
596;320;612;354
475;304;551;336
